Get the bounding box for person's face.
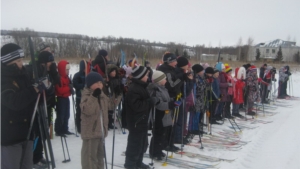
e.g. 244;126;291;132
90;81;103;90
198;70;205;77
181;65;188;71
159;79;167;86
65;69;69;75
140;72;149;83
206;73;213;77
7;58;23;70
46;62;53;71
264;65;267;69
169;61;177;68
110;70;116;77
227;71;232;76
213;72;219;78
222;68;226;72
43;47;51;52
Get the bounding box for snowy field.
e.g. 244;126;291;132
49;64;300;169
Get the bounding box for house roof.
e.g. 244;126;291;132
254;39;297;48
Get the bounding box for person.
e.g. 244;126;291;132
215;62;229;120
144;60;153;83
80;72;109;169
27;50;60;168
278;65;291;99
124;66;155;169
223;64;233;119
147;70;179;160
246;65;260;115
157;52;183;152
260;66;274;103
38;42;51;53
72;60;87;133
192;64;208;132
1;43;44;169
55;60;74;136
174;56;193;144
259;63;267;79
102;64;122;129
203;67;215;125
210;68;221;124
92;49;109;77
232;67;246;118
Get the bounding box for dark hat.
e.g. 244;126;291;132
1;43;24;64
38;42;50;52
163;52;177;63
243;63;251;70
192;64;204;74
263;63;267;66
205;67;215;74
131;65;148;79
177;57;189;68
38;51;54;64
86;72;104;88
213;68;219;74
98;49;108;57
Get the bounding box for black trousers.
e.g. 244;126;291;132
125;129;148;168
75;98;81;133
149;110;167;157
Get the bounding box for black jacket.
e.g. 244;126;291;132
175;67;194;98
73;60;86;100
125;78;151;131
1;64;38;146
259;66;265;79
157;63;183;99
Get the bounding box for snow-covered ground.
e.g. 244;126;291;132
50;65;300;169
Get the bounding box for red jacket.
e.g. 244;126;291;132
55;60;71;97
233;68;245;104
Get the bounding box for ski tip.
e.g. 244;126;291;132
162;162;167;166
168;155;173;158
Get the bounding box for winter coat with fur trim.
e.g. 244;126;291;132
80;88;109;139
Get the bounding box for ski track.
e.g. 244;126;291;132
48;66;300;169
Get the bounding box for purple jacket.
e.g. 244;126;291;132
218;72;230;102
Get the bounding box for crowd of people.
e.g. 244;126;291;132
1;42;293;169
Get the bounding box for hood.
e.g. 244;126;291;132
58;60;69;77
215;62;224;71
106;64;118;76
79;60;85;72
237;67;246;80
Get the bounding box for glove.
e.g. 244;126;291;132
48;62;58;77
174;101;182;107
33;82;47;93
69;84;75;95
149;97;160;106
206;77;213;83
227;83;233;87
39;77;51;89
92;88;101;98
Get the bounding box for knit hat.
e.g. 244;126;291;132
214;68;219;74
205;67;215;74
224;63;232;73
131;65;148;79
192;64;204;74
250;65;257;70
86;72;104;88
1;43;24;64
98;49;108;57
202;63;210;69
163;52;177;63
38;51;54;64
38;42;50;52
152;70;166;84
243;63;251;70
177;57;189;68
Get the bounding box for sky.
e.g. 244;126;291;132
1;0;300;47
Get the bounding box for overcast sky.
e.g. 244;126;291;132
1;0;300;47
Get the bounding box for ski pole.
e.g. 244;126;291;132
149;107;156;166
98;97;108;169
71;93;79;137
181;82;186;157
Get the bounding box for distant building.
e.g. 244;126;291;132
248;39;300;62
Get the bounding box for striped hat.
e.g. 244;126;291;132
1;43;24;64
224;63;232;73
152;70;166;84
131;65;148;79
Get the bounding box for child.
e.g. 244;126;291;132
102;64;122;129
232;67;246;118
80;72;109;169
73;60;86;133
55;60;73;136
124;66;155;169
278;65;291;99
1;43;43;169
147;70;180;160
215;62;229;119
246;65;260;115
224;64;233;119
210;69;221;124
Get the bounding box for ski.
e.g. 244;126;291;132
188;143;242;151
175;151;236;163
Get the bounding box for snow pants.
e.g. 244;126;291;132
55;97;70;134
81;138;104;169
125;129;148;168
1;141;33;169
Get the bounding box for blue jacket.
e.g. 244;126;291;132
73;60;86;100
212;77;220;100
